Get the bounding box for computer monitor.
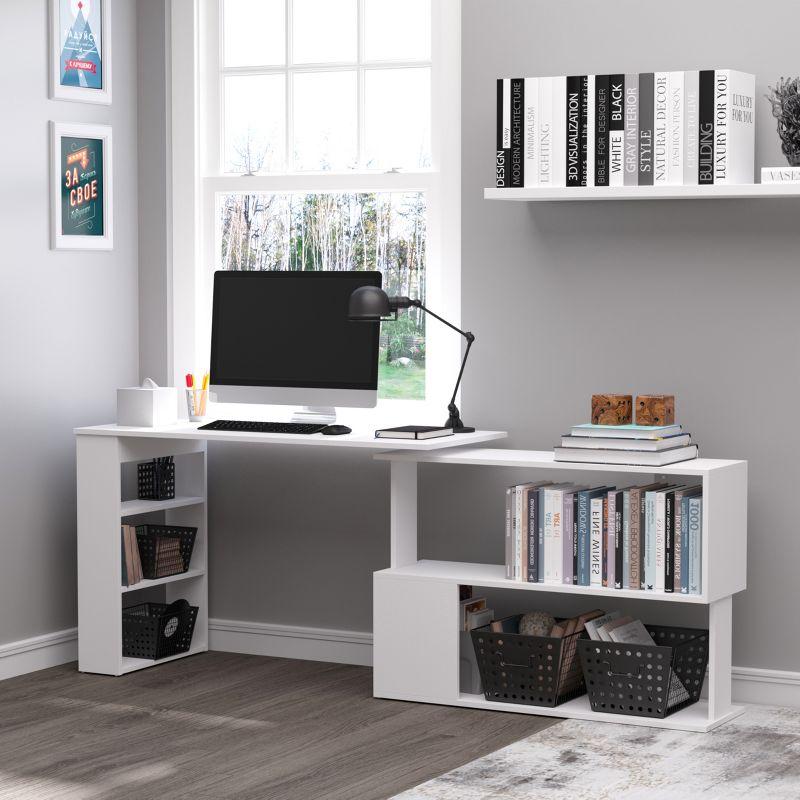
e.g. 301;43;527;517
209;270;381;420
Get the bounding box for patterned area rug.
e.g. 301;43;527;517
392;705;800;799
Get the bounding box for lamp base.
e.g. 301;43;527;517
445;404;475;434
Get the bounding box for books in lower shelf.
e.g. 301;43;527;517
505;480;703;594
496;70;755;188
584;610;657;645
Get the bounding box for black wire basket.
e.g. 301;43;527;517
135;524;197;579
471;614;587;707
122;600;199;660
577;625;709;719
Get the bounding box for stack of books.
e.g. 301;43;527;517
554;423;698;466
505;481;703;594
496;70;755;189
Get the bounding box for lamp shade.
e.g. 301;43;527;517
348;285;392;320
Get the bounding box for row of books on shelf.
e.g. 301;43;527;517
496;69;755;189
505;480;703;594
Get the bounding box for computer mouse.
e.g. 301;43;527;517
321;424;352;436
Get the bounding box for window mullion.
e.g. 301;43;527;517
285;0;293;172
357;0;365;170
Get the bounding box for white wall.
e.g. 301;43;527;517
0;0;139;646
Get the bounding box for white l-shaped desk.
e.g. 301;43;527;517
74;422;506;675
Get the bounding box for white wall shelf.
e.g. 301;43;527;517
484;184;800;202
373;447;747;732
120;568;206;594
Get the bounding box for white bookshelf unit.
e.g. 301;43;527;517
484;184;800;201
373;447;747;732
76;433;209;675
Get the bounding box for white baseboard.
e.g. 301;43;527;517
0;628;78;682
208;618;374;667
4;622;800;710
732;666;800;707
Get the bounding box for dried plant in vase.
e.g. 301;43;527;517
766;77;800;166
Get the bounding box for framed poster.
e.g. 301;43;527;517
50;0;112;105
50;122;113;250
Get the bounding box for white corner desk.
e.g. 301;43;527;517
74;422;507;676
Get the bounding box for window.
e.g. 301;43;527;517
218;191;427;399
220;0;431;174
176;0;460;411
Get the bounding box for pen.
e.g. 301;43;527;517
201;373;209;415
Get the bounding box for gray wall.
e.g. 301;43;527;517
137;0;170;384
446;0;799;671
150;0;796;675
0;1;139;644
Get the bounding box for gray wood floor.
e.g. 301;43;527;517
0;653;557;800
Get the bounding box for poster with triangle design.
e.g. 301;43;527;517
58;0;103;91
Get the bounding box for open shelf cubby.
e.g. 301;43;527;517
372;447;747;732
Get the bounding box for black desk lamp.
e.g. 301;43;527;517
348;286;475;433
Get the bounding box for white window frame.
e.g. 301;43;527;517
169;0;461;423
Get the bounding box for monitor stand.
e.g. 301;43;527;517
290;406;336;425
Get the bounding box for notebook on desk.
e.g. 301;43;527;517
375;425;454;440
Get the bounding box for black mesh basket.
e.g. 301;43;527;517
122;600;198;660
577;625;709;719
470;614;587;707
137;460;175;500
135;525;197;579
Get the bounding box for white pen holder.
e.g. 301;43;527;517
186;389;208;422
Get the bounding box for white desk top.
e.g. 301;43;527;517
74;422;507;450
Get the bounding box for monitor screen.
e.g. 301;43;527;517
209;271;381;390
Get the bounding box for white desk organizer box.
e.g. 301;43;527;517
117;380;178;427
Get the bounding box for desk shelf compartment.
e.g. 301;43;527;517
76;434;208;676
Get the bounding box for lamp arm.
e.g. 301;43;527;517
407;299;471;340
404;299;475;431
448;333;474;409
